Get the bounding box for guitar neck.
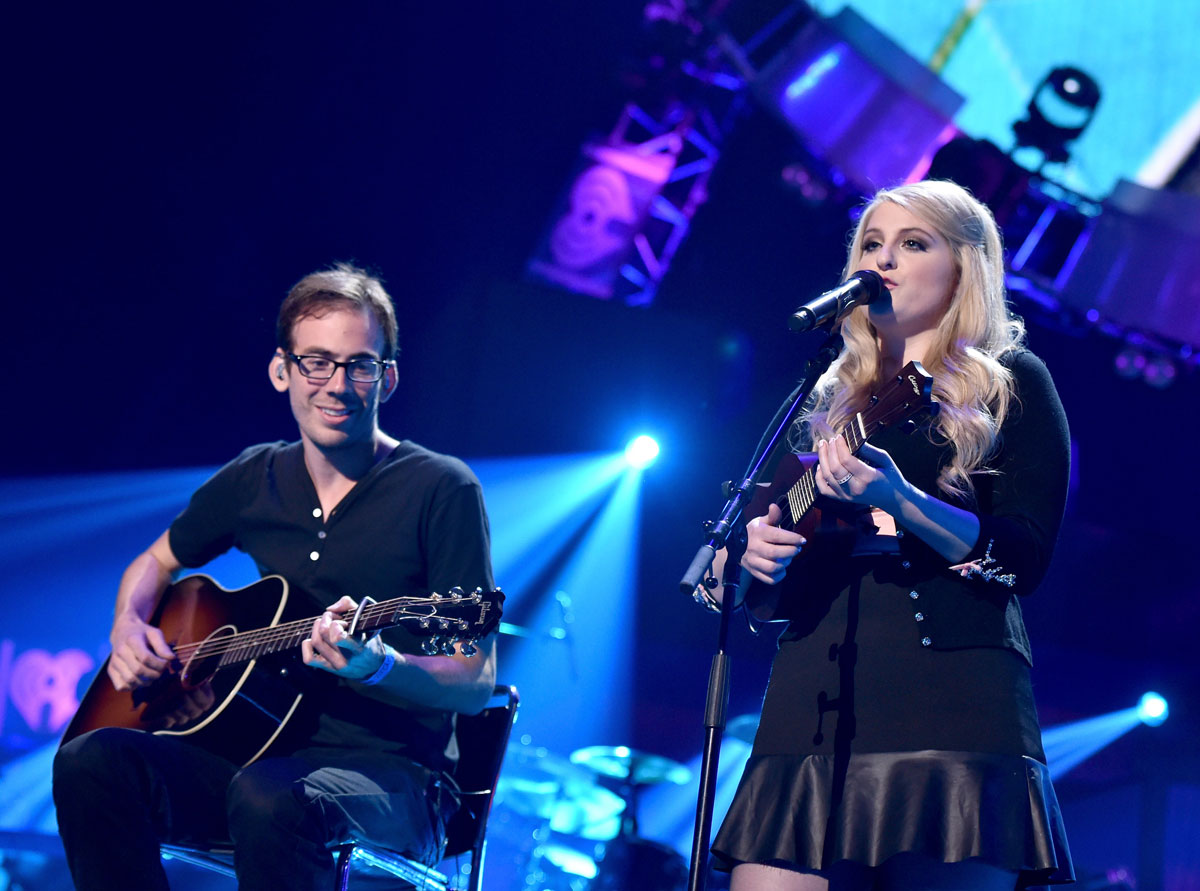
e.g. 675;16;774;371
175;593;484;670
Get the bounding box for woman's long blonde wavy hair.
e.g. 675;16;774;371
802;180;1024;502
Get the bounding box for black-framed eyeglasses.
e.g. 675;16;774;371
286;353;392;383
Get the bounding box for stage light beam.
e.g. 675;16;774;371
625;435;660;469
1042;691;1172;778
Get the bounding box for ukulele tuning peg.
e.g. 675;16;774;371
437;618;450;630
421;638;440;656
449;586;464;598
440;640;458;656
460;641;477;657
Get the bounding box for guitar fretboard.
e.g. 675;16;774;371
173;593;486;668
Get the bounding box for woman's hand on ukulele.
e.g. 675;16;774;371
815;435;907;511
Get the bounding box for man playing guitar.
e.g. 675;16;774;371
53;263;497;890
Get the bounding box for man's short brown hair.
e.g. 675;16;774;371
277;263;399;360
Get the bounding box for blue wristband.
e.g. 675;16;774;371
359;651;395;686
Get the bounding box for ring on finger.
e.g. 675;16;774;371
836;473;853;485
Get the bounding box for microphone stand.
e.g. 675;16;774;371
677;332;843;891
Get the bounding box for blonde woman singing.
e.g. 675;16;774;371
709;180;1074;891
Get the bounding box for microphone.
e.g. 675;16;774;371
787;270;884;332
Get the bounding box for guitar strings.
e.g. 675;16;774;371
172;608;456;667
169;596;481;666
169;598;459;662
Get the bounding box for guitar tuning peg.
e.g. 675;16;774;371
460;641;477;657
421;638;439;656
440;641;457;656
449;586;464;598
437;618;450;630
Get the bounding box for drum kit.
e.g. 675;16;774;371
493;741;692;891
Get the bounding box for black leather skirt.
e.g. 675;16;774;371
711;749;1073;886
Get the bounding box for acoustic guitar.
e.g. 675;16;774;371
61;574;503;765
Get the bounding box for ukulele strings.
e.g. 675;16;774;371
774;415;865;530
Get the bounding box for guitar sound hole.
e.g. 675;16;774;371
180;625;235;688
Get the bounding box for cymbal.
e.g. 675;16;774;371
569;745;692;786
504;743;587;782
497;743;625;839
546;785;624;840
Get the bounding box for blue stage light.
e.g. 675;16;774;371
624;435;660;469
1137;691;1168;726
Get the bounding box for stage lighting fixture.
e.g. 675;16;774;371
1137;691;1168;726
1012;66;1101;167
625;435;660;469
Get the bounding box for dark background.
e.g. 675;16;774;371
7;2;1199;885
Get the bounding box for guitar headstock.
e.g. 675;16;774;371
387;587;505;657
859;360;936;440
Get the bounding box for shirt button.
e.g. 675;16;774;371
921;636;932;647
914;612;925;621
900;560;911;570
309;551;320;561
318;531;327;539
312;508;322;518
895;529;905;539
909;591;919;600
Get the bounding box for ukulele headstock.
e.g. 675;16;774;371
860;361;936;439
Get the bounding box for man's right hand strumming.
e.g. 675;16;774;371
107;612;176;691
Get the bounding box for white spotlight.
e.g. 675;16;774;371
624;435;660;469
1137;692;1168;726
